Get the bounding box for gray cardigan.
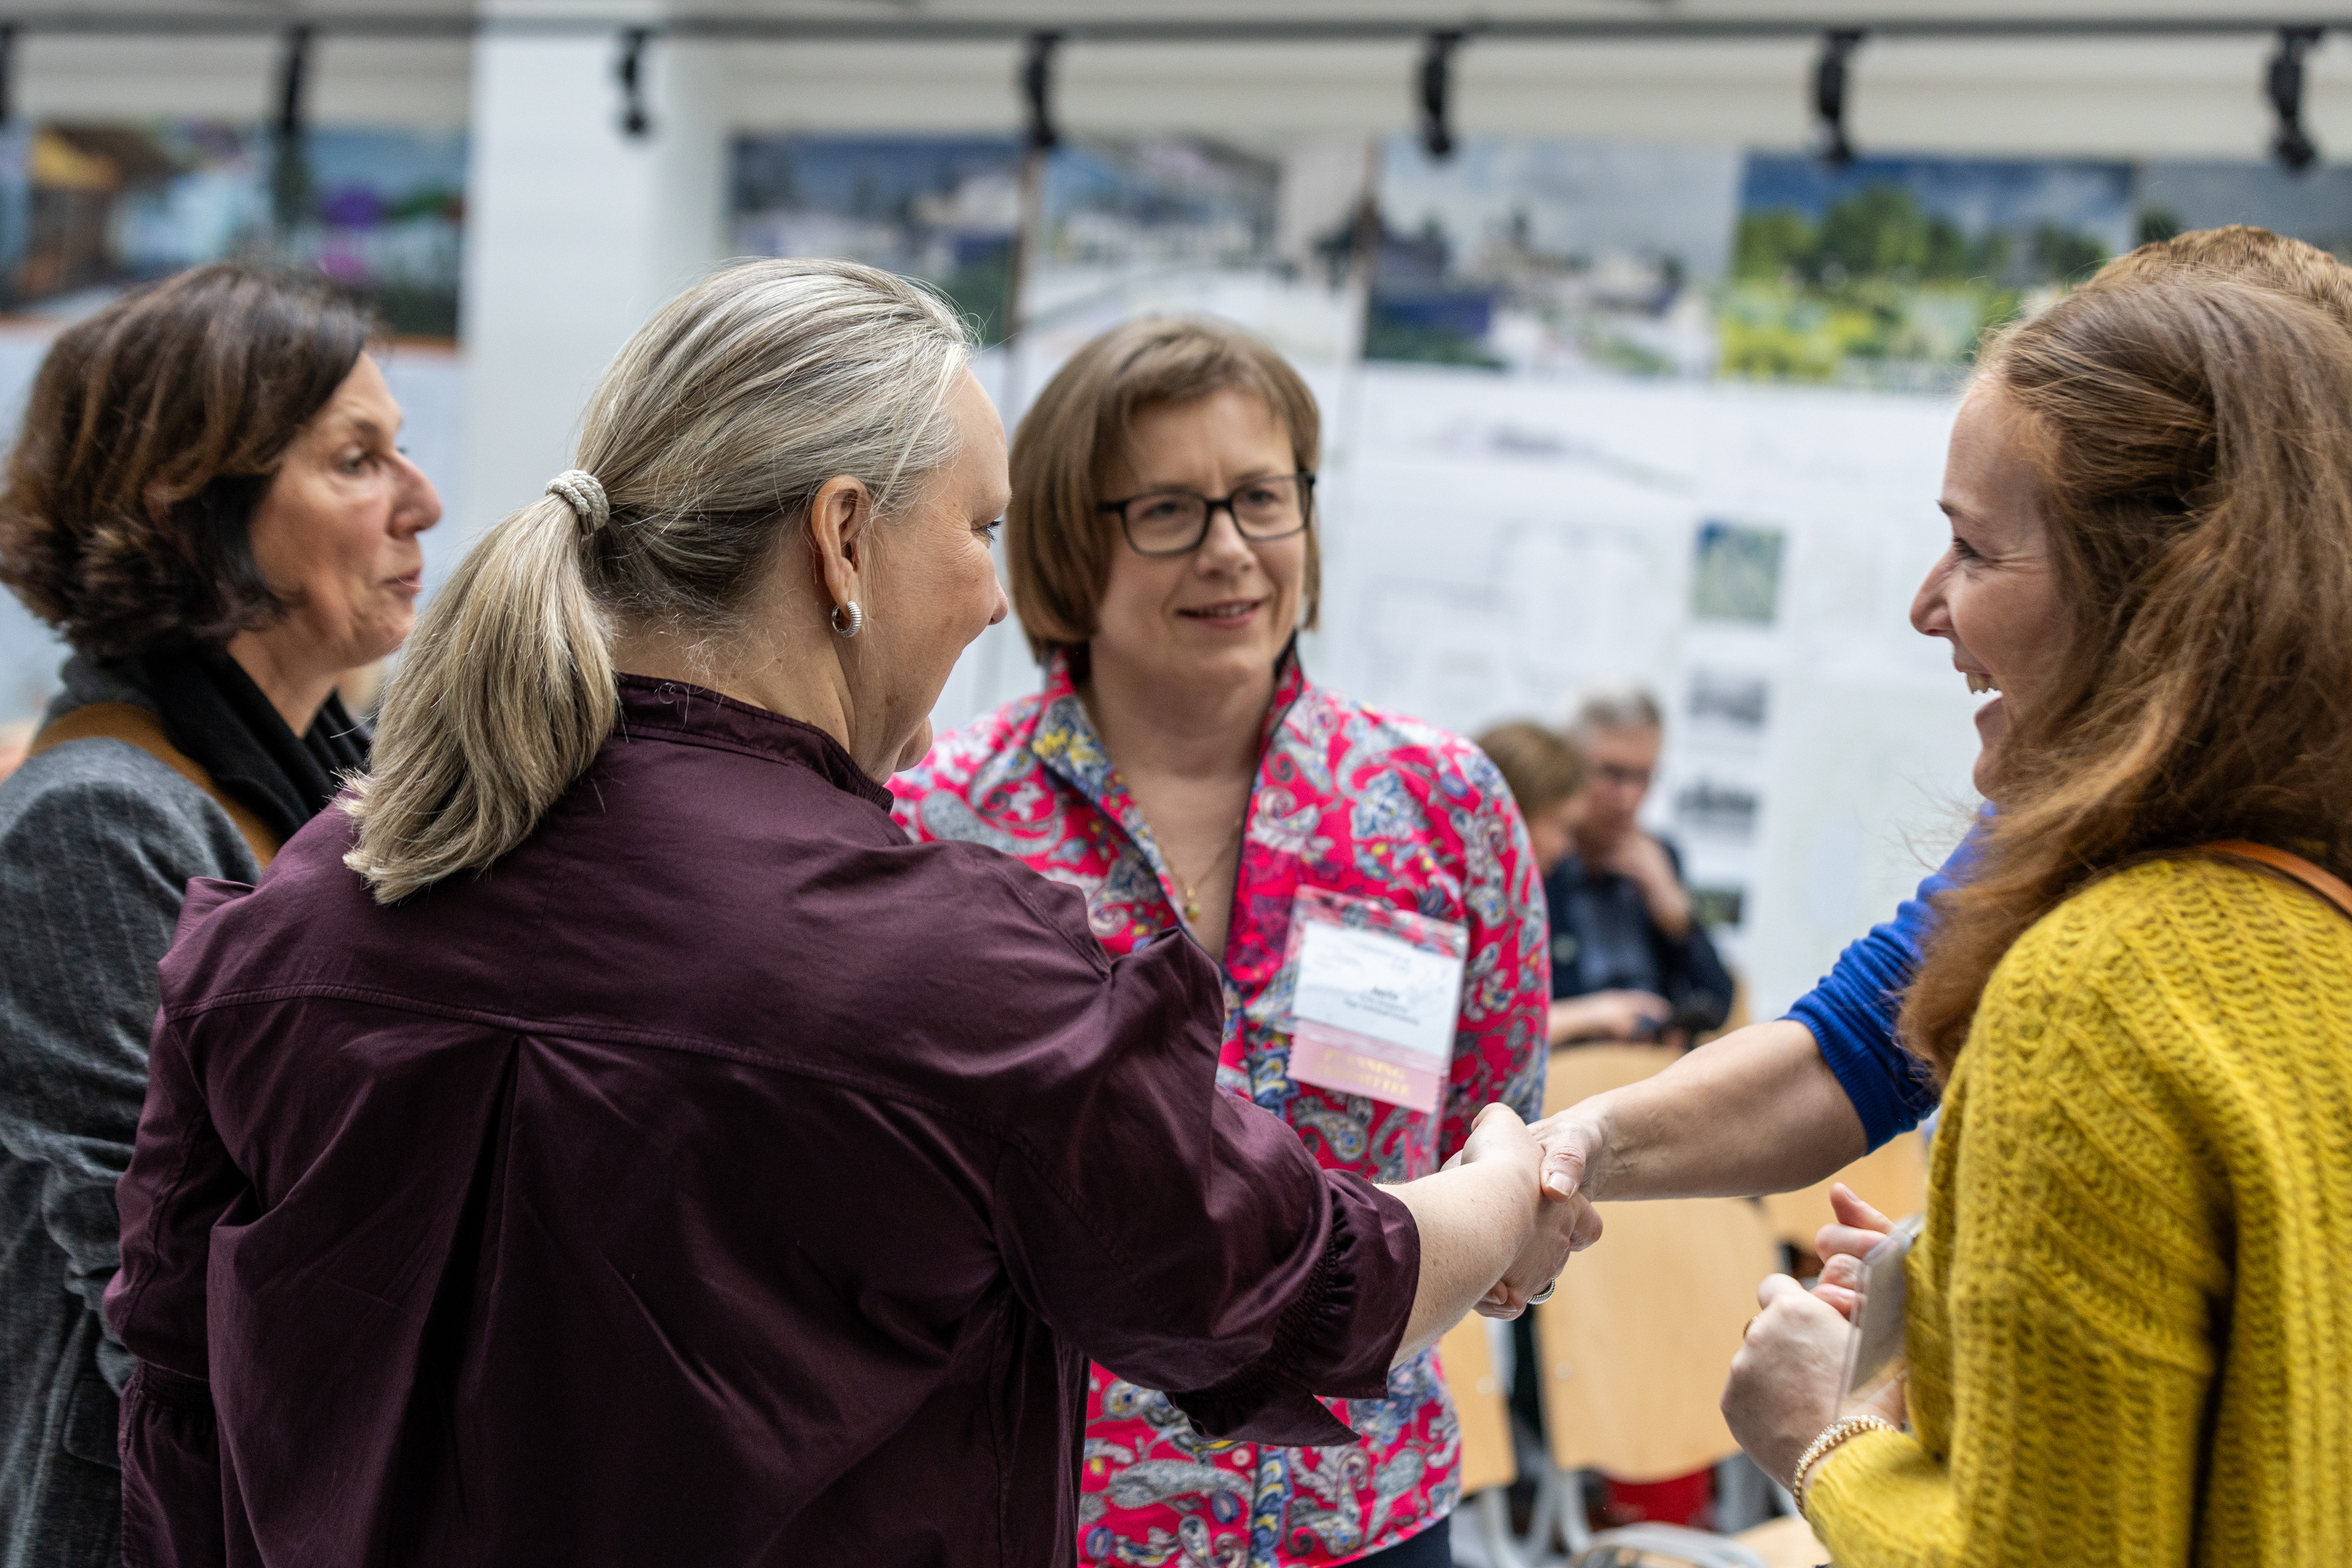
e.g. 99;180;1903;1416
0;656;258;1568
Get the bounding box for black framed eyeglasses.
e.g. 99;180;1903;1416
1097;472;1316;557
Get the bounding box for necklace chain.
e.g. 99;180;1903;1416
1169;815;1248;925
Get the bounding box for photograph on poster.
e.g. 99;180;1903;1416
294;128;468;338
1690;519;1786;626
1674;777;1762;842
730;134;1024;346
1685;668;1771;748
1725;154;2135;390
0;122;466;336
0;123;464;336
1025;133;1367;372
1688;884;1746;930
1365;136;1742;377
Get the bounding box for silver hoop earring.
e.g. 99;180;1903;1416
830;600;864;638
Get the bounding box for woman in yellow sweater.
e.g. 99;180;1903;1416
1720;273;2352;1562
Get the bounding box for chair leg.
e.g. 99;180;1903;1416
1552;1465;1593;1558
1511;1458;1587;1565
1458;1488;1532;1568
1713;1454;1777;1534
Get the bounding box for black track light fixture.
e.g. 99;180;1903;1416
276;23;312;142
2268;26;2323;174
1420;30;1464;160
0;25;18;129
1022;31;1062;153
617;27;653;140
270;24;313;234
1813;29;1863;170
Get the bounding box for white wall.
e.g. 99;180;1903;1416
457;14;729;552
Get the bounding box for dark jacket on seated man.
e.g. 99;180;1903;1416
1543;839;1733;1034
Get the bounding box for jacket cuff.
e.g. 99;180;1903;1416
1167;1174;1417;1444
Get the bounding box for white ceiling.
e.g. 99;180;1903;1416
18;0;2352;158
17;0;2352;26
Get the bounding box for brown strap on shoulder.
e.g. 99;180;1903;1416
29;702;281;868
2200;839;2352;923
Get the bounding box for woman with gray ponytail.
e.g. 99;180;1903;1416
104;260;1589;1568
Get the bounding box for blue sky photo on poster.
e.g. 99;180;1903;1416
0;123;466;336
1366;136;1743;377
1728;154;2134;389
731;135;1023;346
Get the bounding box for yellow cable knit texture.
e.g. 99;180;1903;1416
1807;857;2352;1566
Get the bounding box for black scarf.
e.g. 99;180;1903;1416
125;644;372;846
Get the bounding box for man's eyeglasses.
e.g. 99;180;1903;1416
1097;473;1316;557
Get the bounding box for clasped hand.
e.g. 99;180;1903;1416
1721;1184;1906;1486
1443;1103;1603;1319
1512;1120;1907;1488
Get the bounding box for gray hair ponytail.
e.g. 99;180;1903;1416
343;258;974;903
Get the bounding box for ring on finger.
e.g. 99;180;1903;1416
1527;1278;1558;1306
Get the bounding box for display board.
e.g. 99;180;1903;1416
3;126;2346;1014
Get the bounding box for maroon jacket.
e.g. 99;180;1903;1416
105;677;1417;1568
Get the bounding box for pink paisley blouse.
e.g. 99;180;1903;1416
891;650;1551;1567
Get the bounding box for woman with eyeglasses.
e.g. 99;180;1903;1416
892;319;1553;1568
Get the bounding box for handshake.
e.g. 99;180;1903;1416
1439;1103;1608;1319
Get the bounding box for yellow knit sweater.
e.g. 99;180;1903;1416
1808;856;2352;1566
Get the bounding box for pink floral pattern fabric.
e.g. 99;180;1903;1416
890;650;1550;1567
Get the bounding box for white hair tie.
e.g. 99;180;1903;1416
545;469;610;536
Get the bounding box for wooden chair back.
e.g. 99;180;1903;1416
1535;1044;1781;1482
1758;1130;1929;1252
1436;1314;1517;1495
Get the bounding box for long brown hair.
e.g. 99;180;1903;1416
1901;276;2352;1073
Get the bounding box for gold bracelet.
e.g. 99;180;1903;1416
1791;1414;1898;1519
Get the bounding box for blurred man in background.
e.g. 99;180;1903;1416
1544;686;1733;1046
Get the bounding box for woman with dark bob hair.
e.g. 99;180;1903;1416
0;263;439;1567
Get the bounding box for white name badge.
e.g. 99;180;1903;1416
1284;888;1467;1114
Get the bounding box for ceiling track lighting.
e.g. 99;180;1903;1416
1022;30;1062;153
616;26;653;140
0;25;16;129
275;23;312;143
1813;28;1863;170
1420;29;1463;161
2268;26;2323;174
269;23;312;232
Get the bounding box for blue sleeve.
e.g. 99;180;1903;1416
1782;828;1980;1150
